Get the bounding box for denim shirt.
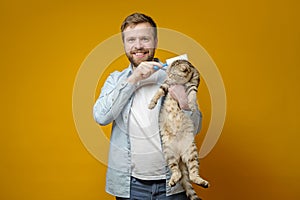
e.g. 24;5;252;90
93;63;202;198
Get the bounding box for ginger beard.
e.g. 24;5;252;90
126;47;156;68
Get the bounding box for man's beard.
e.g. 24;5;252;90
126;48;156;68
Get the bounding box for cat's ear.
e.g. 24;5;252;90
191;68;200;87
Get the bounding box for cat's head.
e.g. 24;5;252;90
166;59;199;85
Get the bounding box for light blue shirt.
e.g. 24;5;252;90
93;63;202;198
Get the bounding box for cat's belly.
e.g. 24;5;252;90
160;97;194;139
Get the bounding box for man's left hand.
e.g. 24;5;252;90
169;85;191;110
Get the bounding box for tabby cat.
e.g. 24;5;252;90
148;60;209;200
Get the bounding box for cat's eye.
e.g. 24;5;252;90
181;66;188;72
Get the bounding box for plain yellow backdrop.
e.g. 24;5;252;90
1;0;299;199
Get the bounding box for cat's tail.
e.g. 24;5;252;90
179;162;202;200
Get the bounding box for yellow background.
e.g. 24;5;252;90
1;0;299;199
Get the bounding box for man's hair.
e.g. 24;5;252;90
121;13;157;40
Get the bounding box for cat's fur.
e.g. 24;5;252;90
148;60;209;200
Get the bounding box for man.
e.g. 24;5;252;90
93;13;202;200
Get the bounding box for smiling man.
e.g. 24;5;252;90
122;14;162;83
93;13;202;200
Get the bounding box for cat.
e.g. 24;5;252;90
148;59;209;200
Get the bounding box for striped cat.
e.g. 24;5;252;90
148;60;209;200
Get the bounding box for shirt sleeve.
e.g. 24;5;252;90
93;72;136;126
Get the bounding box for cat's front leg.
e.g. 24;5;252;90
187;90;197;112
148;88;165;109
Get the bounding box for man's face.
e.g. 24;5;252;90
123;22;157;68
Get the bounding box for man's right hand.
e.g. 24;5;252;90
127;61;162;84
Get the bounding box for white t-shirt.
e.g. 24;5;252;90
129;72;167;180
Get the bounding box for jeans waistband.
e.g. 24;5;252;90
131;176;166;185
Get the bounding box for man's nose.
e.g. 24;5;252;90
134;39;143;49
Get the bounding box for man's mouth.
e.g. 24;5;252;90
131;51;149;58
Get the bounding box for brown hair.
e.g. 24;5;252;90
121;13;157;40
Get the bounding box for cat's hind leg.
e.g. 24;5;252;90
182;142;210;188
163;143;182;187
167;154;182;187
179;162;202;200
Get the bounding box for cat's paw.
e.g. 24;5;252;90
188;103;197;112
200;180;210;188
168;171;182;187
191;176;210;188
148;101;156;109
193;197;202;200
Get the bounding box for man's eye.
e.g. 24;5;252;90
141;37;149;42
127;38;135;42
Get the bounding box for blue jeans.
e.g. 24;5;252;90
116;177;188;200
